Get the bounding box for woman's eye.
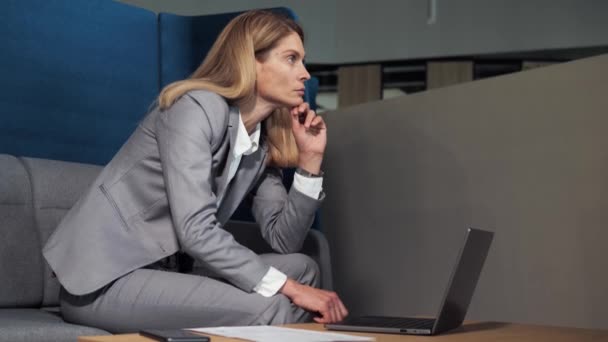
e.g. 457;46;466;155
287;55;296;63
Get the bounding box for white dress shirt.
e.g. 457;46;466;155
219;112;323;297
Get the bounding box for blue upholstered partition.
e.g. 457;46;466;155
0;0;159;165
159;8;296;86
1;2;316;165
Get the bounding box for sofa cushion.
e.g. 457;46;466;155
0;154;42;307
0;309;109;342
21;157;102;306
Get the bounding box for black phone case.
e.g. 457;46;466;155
139;329;210;342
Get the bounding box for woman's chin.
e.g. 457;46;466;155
286;97;305;107
270;96;304;109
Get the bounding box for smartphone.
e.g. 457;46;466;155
139;329;210;342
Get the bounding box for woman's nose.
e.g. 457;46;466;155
300;65;311;81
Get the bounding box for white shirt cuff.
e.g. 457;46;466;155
293;173;323;199
253;266;288;297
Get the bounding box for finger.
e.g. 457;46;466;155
331;302;341;323
335;302;346;322
313;316;328;324
315;295;333;323
291;111;302;127
291;107;307;125
305;128;319;136
299;102;310;113
309;115;325;129
304;110;316;128
329;299;340;323
337;299;349;320
324;304;336;323
311;308;326;324
292;109;310;129
318;306;332;324
328;295;342;322
291;103;305;117
291;105;305;120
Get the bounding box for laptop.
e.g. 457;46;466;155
326;227;494;335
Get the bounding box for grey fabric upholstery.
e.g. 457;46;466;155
0;309;109;342
0;154;108;341
0;155;42;308
0;153;334;340
21;157;102;306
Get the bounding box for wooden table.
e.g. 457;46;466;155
78;322;608;342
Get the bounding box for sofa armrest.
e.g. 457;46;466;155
222;220;333;290
302;229;333;290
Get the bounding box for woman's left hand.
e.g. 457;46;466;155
290;102;326;173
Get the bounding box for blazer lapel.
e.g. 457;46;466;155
215;106;240;200
216;143;268;224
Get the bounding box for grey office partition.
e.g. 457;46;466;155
322;54;608;329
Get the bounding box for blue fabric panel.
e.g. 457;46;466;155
159;11;231;87
0;0;159;165
304;76;319;111
159;7;297;87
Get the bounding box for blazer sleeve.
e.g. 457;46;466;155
156;94;269;292
250;167;324;254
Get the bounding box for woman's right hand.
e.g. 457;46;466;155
280;278;349;323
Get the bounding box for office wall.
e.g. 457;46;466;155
118;0;338;63
321;54;608;329
119;0;608;64
333;0;608;63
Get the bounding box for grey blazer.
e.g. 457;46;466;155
43;90;323;296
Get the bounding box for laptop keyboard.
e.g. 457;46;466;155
344;316;435;329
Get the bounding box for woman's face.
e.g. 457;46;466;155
256;32;311;108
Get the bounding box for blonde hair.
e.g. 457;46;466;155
158;10;304;167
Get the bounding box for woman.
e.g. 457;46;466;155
43;10;348;333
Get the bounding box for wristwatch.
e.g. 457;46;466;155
295;167;324;178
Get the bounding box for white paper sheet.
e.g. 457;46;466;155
188;325;374;342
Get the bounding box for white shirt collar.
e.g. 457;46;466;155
234;111;261;157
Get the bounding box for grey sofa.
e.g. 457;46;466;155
0;153;333;341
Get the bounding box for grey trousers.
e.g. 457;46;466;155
60;253;320;333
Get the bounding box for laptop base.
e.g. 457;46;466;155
326;316;435;335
